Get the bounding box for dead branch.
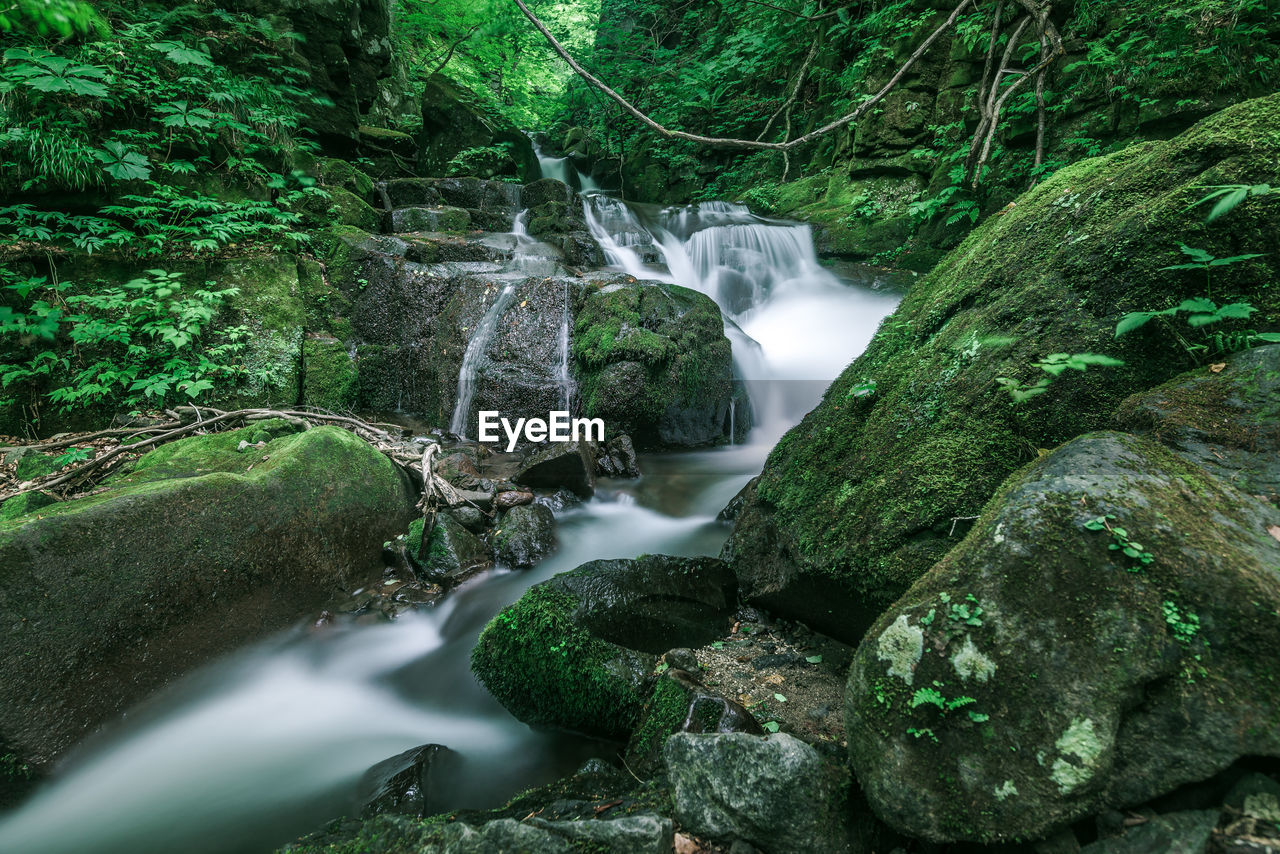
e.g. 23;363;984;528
757;30;821;142
511;0;975;151
427;23;481;77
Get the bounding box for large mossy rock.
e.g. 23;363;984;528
845;431;1280;844
471;555;737;739
0;422;413;768
418;75;536;181
725;94;1280;644
574;281;738;448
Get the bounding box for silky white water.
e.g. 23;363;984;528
0;190;901;854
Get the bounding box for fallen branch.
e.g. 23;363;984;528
510;0;974;151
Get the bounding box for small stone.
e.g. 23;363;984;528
493;490;534;510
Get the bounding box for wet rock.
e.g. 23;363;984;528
493;503;557;568
665;732;849;854
717;479;752;523
535;488;582;513
447;505;488;533
493;489;534;510
1079;810;1219;854
434;451;485;490
472;555;737;738
390;205;470;233
359;743;450;818
574;280;741;448
624;669;762;775
516;441;596;498
522;178;576;209
723;95;1280;645
382;178;444;207
0;422;414;768
406;512;492;584
418;75;536;180
430;813;673;853
846;432;1280;844
596;434;640;478
1119;344;1280;505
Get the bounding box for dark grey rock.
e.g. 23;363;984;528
1079;811;1219;854
665;732;848;854
516;441;596;498
494;503;557;568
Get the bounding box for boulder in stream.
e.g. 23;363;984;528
405;512;492;584
845;431;1280;844
515;441;596;498
0;421;414;769
492;503;557;568
471;555;737;738
574;280;740;448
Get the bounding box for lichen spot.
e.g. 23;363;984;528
1050;717;1105;794
992;522;1005;545
951;635;996;683
994;780;1018;801
877;614;924;685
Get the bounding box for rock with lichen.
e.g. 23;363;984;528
845;431;1280;844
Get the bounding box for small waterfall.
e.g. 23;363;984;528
556;281;574;411
728;399;736;445
532;137;599;194
450;273;521;438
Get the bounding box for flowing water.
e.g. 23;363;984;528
0;185;901;854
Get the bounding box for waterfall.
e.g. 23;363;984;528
531;137;599;194
580;195;901;442
556;281;574;411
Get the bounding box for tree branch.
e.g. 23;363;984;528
757;30;821;142
510;0;975;151
735;0;838;21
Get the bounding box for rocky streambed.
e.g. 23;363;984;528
1;94;1279;854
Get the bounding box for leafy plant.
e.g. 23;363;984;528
996;352;1125;403
1188;183;1275;223
1084;514;1154;568
1159;244;1266;298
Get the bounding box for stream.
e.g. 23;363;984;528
0;175;901;854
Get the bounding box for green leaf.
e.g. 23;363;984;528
149;40;214;67
1115;312;1156;337
761;720;780;733
804;655;823;664
773;692;787;703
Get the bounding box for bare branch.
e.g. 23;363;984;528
427;23;481;77
510;0;975;151
735;0;838;21
757;30;821;142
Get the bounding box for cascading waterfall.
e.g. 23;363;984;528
531;137;599;194
0;172;902;854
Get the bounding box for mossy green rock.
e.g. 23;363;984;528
418;74;536;180
406;512;492;583
471;555;737;739
846;431;1280;844
0;423;413;768
574;281;738;447
301;336;358;410
725;94;1280;644
313;157;375;199
624;669;761;776
1118;344;1280;504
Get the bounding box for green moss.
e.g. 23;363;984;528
313;157;375;199
471;583;651;739
302;338;358;410
729;94;1280;644
624;674;691;768
0;491;55;523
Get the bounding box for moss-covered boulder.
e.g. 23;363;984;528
471;555;737;739
418;75;536;181
405;512;492;584
301;336;358;410
0;422;413;768
845;431;1280;844
1118;344;1280;505
574;281;738;447
725;94;1280;644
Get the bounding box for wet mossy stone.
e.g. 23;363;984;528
405;512;492;584
493;503;557;568
471;555;737;739
574;280;740;448
301;336;358;411
845;431;1280;845
313;157;375;200
1078;810;1220;854
0;491;55;523
624;669;762;776
725;94;1280;644
418;74;536;181
665;732;850;854
1118;344;1280;505
0;423;414;768
515;441;596;499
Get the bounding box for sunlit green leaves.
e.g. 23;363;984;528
3;48;109;97
148;40;214;67
92;141;152;181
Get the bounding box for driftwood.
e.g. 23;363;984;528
0;406;462;507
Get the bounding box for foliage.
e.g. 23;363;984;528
0;269;264;416
996;352;1125;403
0;0;104;37
1083;514;1154;568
